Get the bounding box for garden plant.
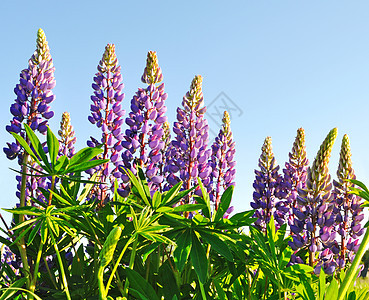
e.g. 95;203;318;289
1;29;369;300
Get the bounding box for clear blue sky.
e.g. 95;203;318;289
1;1;369;225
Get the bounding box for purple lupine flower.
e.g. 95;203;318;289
58;112;76;158
120;51;168;195
165;75;211;202
332;134;364;271
282;128;309;228
288;128;337;274
209;111;236;210
1;245;20;285
87;44;125;204
4;28;55;160
3;29;55;206
251;137;285;233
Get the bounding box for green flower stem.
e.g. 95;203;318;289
105;237;134;297
98;267;106;300
123;238;139;296
29;240;44;294
53;241;71;300
17;153;32;293
337;227;369;300
199;281;207;300
48;175;56;206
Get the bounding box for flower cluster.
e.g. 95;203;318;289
209;111;236;210
3;29;55;208
165;75;211;199
87;44;125;203
120;51;168;195
251;137;286;233
4;28;55;161
282;128;309;228
288;128;337;274
58;112;77;158
332;134;364;270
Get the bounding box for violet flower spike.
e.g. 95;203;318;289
289;128;337;274
120;51;168;195
209;111;236;210
3;29;55;206
332;134;364;271
165;75;212;204
58;112;76;158
87;44;125;205
250;136;285;233
282;128;309;228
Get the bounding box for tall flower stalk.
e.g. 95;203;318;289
87;44;125;204
209;111;236;210
332;134;364;270
289;128;337;273
166;75;211;201
251;137;285;233
120;51;168;195
58;112;76;158
283;128;309;230
3;29;56;291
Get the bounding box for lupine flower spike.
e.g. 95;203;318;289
332;134;364;270
58;112;76;158
166;75;212;202
87;44;125;204
251;137;285;233
283;128;309;229
289;128;337;274
209;111;236;210
120;51;168;195
4;28;56;204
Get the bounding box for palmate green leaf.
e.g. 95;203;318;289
152;191;162;209
11;217;38;231
190;231;208;284
296;279;315;300
54;155;69;173
279;245;294;269
3;206;42;216
10;132;41;167
10;225;33;246
162;181;183;206
27;221;42;246
46;217;59;237
325;278;339;299
69;147;103;166
142;242;161;262
199;230;233;261
123;268;160;300
40;221;48;244
197;178;211;219
124;168;150;206
173;204;206;212
0;277;27;300
65;159;109;174
229;210;256;226
139;232;174;245
348;179;369;193
173;229;192;272
214;185;234;222
46;126;59;168
24;124;51;172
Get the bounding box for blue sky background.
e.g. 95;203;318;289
1;1;369;225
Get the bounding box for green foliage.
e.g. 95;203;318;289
2;126;369;300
